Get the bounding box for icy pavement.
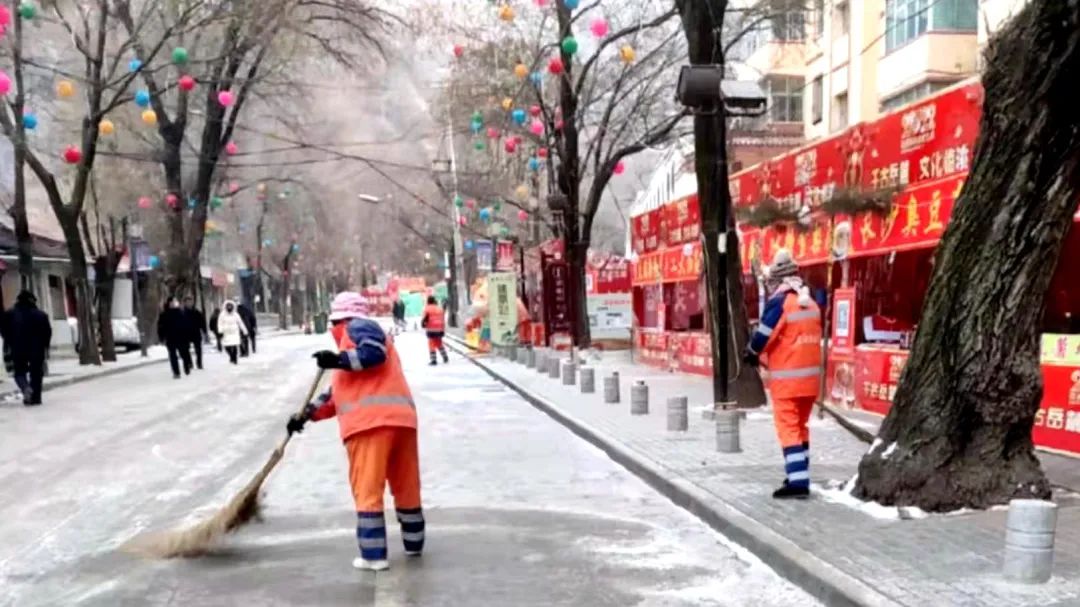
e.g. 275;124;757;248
0;331;817;606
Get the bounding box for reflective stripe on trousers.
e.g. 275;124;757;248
785;309;819;322
770;366;821;379
398;507;425;554
357;512;387;560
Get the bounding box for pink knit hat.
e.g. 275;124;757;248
328;291;370;321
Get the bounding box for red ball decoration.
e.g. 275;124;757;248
529;104;541;117
547;57;564;74
453;44;464;58
62;145;82;164
555;119;564;131
613;160;626;175
505;139;517;153
537;147;549;159
518;209;529;221
458;215;467;226
178;75;196;91
487;127;499;139
465;198;476;209
224;141;238;155
165;193;179;208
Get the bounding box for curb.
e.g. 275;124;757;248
445;336;898;607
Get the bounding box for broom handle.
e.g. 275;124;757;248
279;368;327;450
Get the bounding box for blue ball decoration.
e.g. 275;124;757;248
263;238;273;246
128;58;142;72
528;157;540;171
187;197;197;209
292;243;301;253
135;90;151;107
22;113;38;130
511;108;526;125
470;119;482;134
479;207;492;223
565;0;579;8
464;239;475;250
148;255;161;269
529;72;543;86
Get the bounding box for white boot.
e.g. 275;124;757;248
353;557;389;571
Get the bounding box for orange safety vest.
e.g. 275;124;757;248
331;331;417;442
422;304;445;332
763;292;823;399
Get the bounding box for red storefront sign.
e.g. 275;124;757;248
632;251;663;285
661;195;701;247
635;330;670;367
495;240;516;271
671;332;712;375
631;209;663;254
543;261;573;336
588;257;631;294
831;287;857;358
661;242;703;282
1033;365;1080;455
853;346;908;416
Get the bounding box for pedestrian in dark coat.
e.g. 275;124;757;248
182;296;208;370
0;291;52;405
157;297;192;379
237;302;257;356
209;307;222;352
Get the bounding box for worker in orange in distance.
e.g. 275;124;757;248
743;250;823;500
286;292;423;571
421;295;449;366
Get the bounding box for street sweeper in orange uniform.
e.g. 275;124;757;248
286;292;423;571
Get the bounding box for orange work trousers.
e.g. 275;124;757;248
345;426;422;512
427;335;444;353
772;396;815;448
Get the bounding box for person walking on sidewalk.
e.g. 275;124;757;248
391;298;406;334
421;296;449;366
0;291;52;406
286;292;424;572
209;307;222;352
237;302;257;356
158;297;192;379
183;296;208;370
217;300;248;364
743;250;822;500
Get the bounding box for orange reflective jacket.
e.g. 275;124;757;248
762;292;823;399
422;304;445;332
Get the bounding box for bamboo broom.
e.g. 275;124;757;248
122;369;326;558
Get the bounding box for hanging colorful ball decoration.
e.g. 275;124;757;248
224;141;239;155
620;45;636;63
474;141;486;150
529;72;543;87
62;145;81;164
56;80;76;98
453;44;464;58
529;120;544;136
165;193;179;208
518;209;529;221
22;111;37;130
514;63;528;79
0;71;11;95
292;243;301;253
498;4;514;21
511;108;526;125
465;239;475;250
516;184;529;200
171;47;189;65
465;198;477;210
229;181;240;193
454;194;464;208
564;0;580;9
148;255;161;269
210;196;224;209
187;197;197;209
529;104;542;118
479;208;492;223
0;5;10;26
458;215;468;226
548;57;564;74
487;126;500;139
561;36;579;55
528;156;540;171
137;196;152;209
178;75;196;91
257;182;268;194
501;97;513;111
217;90;235;107
141;109;158;125
533;0;546;6
590;18;609;38
18;2;35;20
263;238;273;247
98;119;114;135
128;58;142;72
499;225;511;237
538;146;549;159
504;139;518;153
134;89;151;107
613;160;626;175
470;119;482;134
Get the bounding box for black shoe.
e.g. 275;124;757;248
173;374;181;379
197;365;203;370
441;356;449;363
429;360;437;366
24;400;41;407
772;484;810;500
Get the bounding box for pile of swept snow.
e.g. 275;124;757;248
814;475;930;520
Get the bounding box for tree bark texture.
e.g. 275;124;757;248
676;0;766;407
854;0;1080;511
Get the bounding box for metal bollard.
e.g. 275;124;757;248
562;360;577;385
1004;499;1058;583
525;347;536;368
603;372;620;403
715;407;742;453
667;396;689;431
580;367;596;394
535;350;549;374
548;356;561;379
630;381;649;415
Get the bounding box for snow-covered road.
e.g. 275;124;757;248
0;331;816;606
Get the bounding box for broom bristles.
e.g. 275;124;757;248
122;445;286;559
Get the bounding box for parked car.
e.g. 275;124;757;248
68;317;141;352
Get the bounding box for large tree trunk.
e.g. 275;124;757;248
94;257;118;362
676;0;766;407
12;146;34;290
854;0;1080;511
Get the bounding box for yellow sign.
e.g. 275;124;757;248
1041;334;1080;365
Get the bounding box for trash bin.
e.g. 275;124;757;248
314;313;328;334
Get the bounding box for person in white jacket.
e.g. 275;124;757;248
218;300;248;364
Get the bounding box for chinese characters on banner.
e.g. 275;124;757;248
587;257;632;294
831;287;857;358
632;210;662;254
853;347;907;416
635;330;670;367
671;332;712;375
495;240;516;272
661;195;701;247
475;241;494;272
487;272;518;346
1032;365;1080;455
631;243;702;285
543;261;573;337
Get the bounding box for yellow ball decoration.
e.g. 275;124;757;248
56;80;76;98
257;182;268;194
498;4;514;21
515;184;529;200
98;119;115;135
501;97;513;111
619;45;636;64
514;63;528;79
141;109;158;125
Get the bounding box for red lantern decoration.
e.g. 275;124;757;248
547;57;564;74
178;75;196;91
453;44;464;58
62;145;82;164
537;147;548;159
529;104;541;117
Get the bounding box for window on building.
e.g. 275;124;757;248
886;0;977;51
832;92;849;131
47;275;66;321
933;0;978;30
833;1;850;37
811;76;823;124
766;76;804;123
770;0;806;42
880;80;955;112
813;0;825;40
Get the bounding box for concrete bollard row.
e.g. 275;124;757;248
548;356;561;380
561;360;577;386
535;350;549;375
1004;499;1058;584
580;367;596;394
604;372;620;404
667;396;688;431
630;381;649;415
525;347;536;368
715;406;742;453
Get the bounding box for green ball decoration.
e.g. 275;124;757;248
471;110;483;123
454;195;464;208
210;196;224;209
493;200;502;212
474;141;486;150
171;47;189;65
561;36;579;55
18;2;35;19
499;225;510;237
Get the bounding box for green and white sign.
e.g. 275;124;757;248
487;272;518;346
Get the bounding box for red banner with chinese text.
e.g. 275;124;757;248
849;175;965;256
1032;365;1080;455
661;195;701;247
671;332;712;375
661;242;703;283
632;251;663;285
853;346;908;416
631;209;663;254
635;330;670;368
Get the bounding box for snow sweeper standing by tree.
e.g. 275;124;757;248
285;292;424;571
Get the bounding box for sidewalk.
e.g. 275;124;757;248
1;327;304;401
447;336;1080;607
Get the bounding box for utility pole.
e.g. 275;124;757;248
447;110;468;328
126;217;148;357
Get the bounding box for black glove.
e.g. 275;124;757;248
742;349;760;368
313;350;344;369
286;412;308;435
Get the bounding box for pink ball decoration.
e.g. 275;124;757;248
137;196;152;209
458;215;467;226
548;57;564;74
613;160;626;175
555;119;564;131
224;141;238;155
178;75;196;91
505;139;518;153
529;120;544;136
0;5;10;27
229;181;239;193
590;17;609;38
487;127;500;139
0;70;11;96
453;44;464;58
165;193;179;208
529;104;541;117
534;0;546;6
538;147;549;159
217;90;235;107
465;198;476;209
518;209;529;221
